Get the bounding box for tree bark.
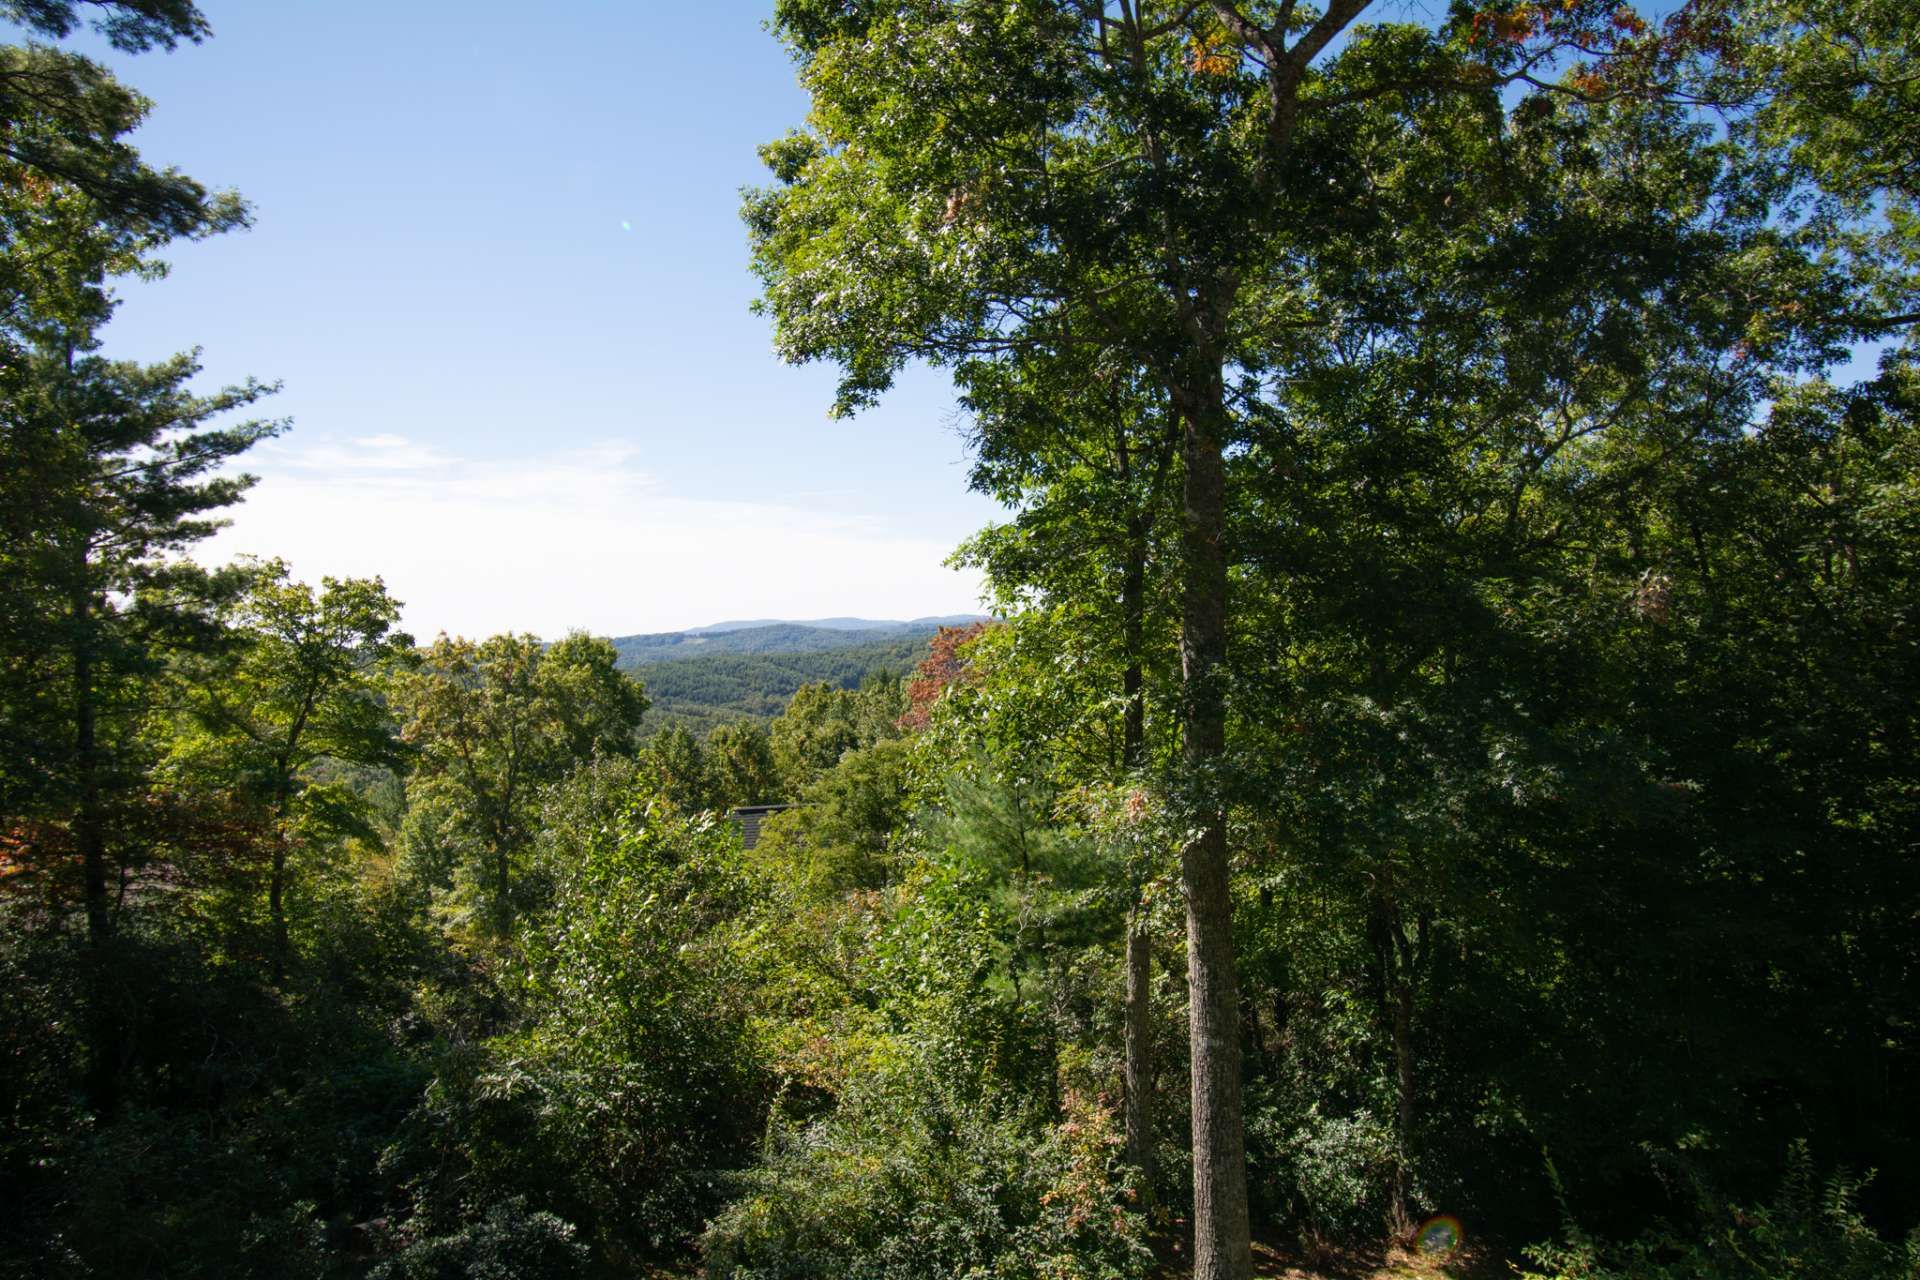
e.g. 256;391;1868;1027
268;694;315;985
1177;387;1252;1280
269;762;292;983
1120;511;1157;1197
495;836;512;929
1391;965;1415;1232
73;584;109;950
269;836;289;984
1388;909;1421;1233
72;578;120;1116
1124;918;1155;1187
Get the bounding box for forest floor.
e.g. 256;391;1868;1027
645;1238;1515;1279
1154;1237;1517;1279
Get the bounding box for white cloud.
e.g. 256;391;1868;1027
201;435;984;638
281;434;455;473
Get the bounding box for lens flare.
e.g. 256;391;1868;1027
620;220;632;232
1416;1214;1463;1255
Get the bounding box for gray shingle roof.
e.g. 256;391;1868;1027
728;804;796;850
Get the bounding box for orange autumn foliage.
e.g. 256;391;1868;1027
898;621;994;731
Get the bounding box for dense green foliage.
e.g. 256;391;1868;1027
626;629;933;734
704;1073;1151;1280
3;2;1919;1279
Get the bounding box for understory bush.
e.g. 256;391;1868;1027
1522;1144;1920;1280
1245;1097;1399;1243
380;799;766;1260
371;1196;588;1280
701;1074;1152;1280
0;915;424;1280
24;1111;331;1280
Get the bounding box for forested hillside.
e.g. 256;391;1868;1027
4;3;1919;1280
625;631;935;734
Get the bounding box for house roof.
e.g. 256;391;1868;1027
727;804;797;850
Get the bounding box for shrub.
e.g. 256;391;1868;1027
371;1197;588;1280
702;1075;1152;1280
1521;1143;1920;1280
1242;1018;1401;1246
1246;1101;1399;1243
19;1109;331;1280
381;794;765;1261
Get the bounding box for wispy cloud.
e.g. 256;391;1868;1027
202;435;983;638
280;434;457;473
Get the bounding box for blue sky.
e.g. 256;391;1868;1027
84;2;999;637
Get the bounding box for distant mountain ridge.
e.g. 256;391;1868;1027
681;615;987;636
608;618;988;735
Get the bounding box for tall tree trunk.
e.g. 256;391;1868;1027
268;834;289;984
73;585;109;950
268;698;313;984
1178;388;1252;1280
1120;513;1156;1199
1387;909;1421;1233
72;579;119;1115
269;765;292;982
1124;916;1155;1184
495;838;512;929
1391;965;1415;1232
